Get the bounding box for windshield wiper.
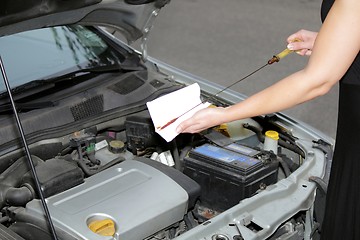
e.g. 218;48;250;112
0;63;143;100
0;101;56;114
46;63;125;81
44;62;144;83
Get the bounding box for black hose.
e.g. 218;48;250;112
243;123;264;142
0;156;42;209
243;123;305;158
184;211;197;230
5;185;34;207
309;140;333;194
278;139;305;158
277;156;291;177
179;146;192;162
0;156;42;187
170;140;182;170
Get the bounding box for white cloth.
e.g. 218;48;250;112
147;83;210;142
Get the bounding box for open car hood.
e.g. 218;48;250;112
0;0;169;41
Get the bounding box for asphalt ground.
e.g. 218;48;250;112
138;0;338;139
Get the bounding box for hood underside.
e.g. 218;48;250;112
0;0;169;41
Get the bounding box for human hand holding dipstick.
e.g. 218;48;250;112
148;40;300;141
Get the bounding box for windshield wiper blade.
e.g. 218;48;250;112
0;80;55;99
0;63;140;100
0;101;56;114
45;62;144;81
42;63;127;82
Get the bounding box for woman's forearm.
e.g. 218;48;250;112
222;69;333;123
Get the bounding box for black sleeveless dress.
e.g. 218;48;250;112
320;0;360;239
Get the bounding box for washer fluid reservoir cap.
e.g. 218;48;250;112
265;130;279;140
88;218;116;236
264;130;279;155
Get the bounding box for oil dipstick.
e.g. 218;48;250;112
158;39;301;131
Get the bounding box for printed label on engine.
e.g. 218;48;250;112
192;144;261;170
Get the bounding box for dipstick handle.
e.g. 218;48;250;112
267;38;301;65
268;48;293;64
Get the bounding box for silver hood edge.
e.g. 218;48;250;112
0;0;169;42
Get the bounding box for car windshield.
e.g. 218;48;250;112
0;25;124;94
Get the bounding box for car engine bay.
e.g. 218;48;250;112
0;67;331;240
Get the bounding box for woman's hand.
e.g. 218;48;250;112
287;29;318;56
176;106;227;133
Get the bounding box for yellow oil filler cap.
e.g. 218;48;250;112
88;218;116;236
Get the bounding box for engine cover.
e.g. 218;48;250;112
22;160;190;240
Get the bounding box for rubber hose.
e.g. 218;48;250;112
242;123;264;142
170;140;182;171
5;185;34;207
179;146;192;162
0;155;43;187
0;156;42;208
277;156;291;177
243;123;305;158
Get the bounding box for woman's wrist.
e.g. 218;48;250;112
220;106;235;124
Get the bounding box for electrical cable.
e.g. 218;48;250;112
0;55;59;240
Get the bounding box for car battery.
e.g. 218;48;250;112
183;143;279;212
